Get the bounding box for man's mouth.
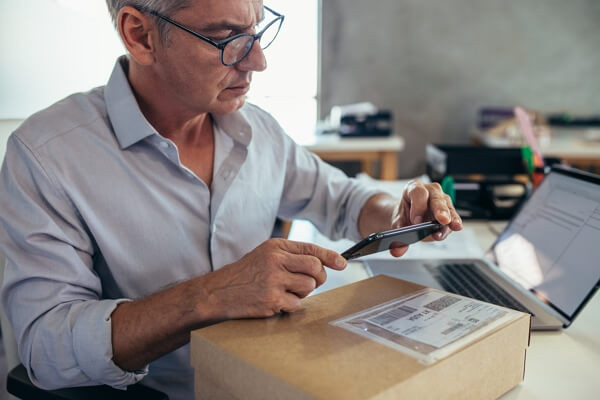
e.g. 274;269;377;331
227;82;251;92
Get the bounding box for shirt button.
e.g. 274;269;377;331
160;141;169;149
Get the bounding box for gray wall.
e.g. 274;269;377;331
320;0;600;177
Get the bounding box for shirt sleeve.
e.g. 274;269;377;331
277;134;383;242
0;134;147;390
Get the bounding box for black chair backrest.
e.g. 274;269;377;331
7;364;169;400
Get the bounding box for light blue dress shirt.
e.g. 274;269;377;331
0;56;380;400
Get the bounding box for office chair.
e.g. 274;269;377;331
7;364;168;400
0;252;169;400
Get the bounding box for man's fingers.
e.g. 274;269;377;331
280;240;347;270
432;192;462;240
404;181;430;224
445;194;463;231
433;225;451;240
389;245;409;257
282;254;327;287
430;192;462;240
428;188;452;225
278;292;302;313
405;181;459;226
284;272;317;299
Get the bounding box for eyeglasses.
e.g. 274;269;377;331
145;6;284;66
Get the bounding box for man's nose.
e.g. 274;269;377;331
236;40;267;72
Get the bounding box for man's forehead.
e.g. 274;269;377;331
189;0;263;19
175;0;263;31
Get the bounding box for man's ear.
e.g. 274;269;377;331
117;6;159;65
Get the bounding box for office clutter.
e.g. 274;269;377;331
426;144;531;219
473;105;600;173
191;276;530;400
474;106;600;161
323;102;393;137
478;106;600;134
475;107;552;148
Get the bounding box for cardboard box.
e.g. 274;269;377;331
191;276;530;399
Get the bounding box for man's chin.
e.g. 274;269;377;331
212;96;247;115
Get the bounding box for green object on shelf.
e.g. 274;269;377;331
521;146;534;175
441;175;456;205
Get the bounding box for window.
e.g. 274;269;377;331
247;1;319;144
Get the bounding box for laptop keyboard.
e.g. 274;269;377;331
432;263;533;315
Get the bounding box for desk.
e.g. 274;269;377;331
288;220;600;399
302;135;405;180
540;129;600;171
475;127;600;172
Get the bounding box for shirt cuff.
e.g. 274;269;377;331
72;299;148;389
345;183;385;242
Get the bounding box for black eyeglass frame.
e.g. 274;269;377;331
144;6;284;66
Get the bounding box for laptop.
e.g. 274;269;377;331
365;165;600;330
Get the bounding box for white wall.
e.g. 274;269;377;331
0;0;125;119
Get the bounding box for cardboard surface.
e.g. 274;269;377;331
191;275;530;399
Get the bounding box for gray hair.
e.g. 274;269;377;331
105;0;192;42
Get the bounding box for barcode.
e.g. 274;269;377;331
441;323;464;335
424;295;460;311
370;305;417;325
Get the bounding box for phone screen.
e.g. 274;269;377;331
341;221;442;260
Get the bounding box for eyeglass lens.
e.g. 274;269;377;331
222;16;283;65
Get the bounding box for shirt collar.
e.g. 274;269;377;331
212;110;252;147
104;56;156;149
104;56;253;149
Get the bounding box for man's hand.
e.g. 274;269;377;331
200;239;347;319
388;180;462;256
358;180;463;258
112;238;345;371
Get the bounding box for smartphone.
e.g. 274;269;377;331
341;221;442;260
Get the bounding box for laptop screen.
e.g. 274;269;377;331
488;166;600;320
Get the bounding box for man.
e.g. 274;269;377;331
0;0;461;399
